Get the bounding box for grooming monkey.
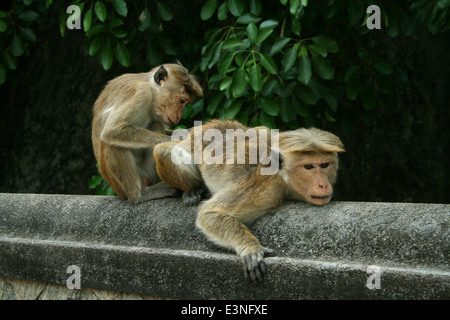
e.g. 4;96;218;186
91;63;203;203
153;120;345;281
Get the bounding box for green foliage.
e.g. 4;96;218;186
196;0;450;129
1;0;450;194
89;170;115;196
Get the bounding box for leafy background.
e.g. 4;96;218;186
0;0;449;203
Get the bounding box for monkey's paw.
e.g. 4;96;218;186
241;247;275;282
182;187;210;206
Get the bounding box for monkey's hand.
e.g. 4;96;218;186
240;247;275;282
182;187;210;206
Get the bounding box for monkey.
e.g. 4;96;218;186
91;62;203;203
153;119;345;281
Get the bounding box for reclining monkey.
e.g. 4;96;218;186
153;120;345;281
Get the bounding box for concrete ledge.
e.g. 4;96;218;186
0;189;449;299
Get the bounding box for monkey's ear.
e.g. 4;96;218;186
154;65;168;86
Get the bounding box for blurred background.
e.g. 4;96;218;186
0;0;449;203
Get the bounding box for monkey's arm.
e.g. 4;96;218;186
196;174;284;281
101;124;170;149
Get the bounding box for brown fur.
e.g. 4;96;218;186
153;120;344;281
92;63;202;203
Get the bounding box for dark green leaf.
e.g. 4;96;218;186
201;0;217;21
101;40;113;70
94;1;107;22
112;0;128;17
182;103;192;119
256;28;273;44
0;19;6;32
232;68;247;98
208;42;223;69
10;35;24;57
88;174;103;189
260;54;278;74
114;41;130;67
296;55;312;85
262;79;281;97
293;95;310;118
225;100;243;119
20;27;36;42
217;2;228;20
1;51;18;70
280;98;296;122
228;0;244;17
312;36;339;53
346;78;360;100
156;1;173;21
86;24;105;37
191;99;204;117
112;29;127;38
373;61;393;75
296;85;317;105
344;65;359;82
260;97;279;116
246;23;257;43
312;56;334;80
222;38;245;50
438;0;450;8
206;92;223;115
282;46;297;72
218;51;236;75
89;35;102;56
138;9;151;31
259;110;276;128
249;63;262;92
18;10;39;22
220;77;232;91
260;19;279;30
325;111;336;122
24;0;34;5
83;9;92;32
308;44;327;57
270;38;291;55
250;0;262;15
290;0;301;15
323;93;338;112
110;16;124;28
238;13;261;25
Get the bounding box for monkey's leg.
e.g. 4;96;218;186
154;141;205;205
196;194;276;282
99;143;142;203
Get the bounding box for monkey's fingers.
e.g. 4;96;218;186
182;186;210;206
263;247;276;257
182;189;203;206
242;247;274;282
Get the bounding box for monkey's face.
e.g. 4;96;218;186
151;65;194;126
154;91;192;126
288;153;338;206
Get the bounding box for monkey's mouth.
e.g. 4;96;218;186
309;194;332;205
310;195;331;200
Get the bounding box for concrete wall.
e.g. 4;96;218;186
0;185;449;299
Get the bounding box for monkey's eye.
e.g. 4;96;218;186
320;163;330;169
180;98;187;104
304;164;314;170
